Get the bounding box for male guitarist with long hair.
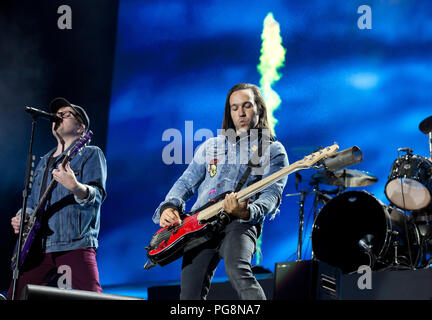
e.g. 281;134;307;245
153;83;289;299
8;98;107;299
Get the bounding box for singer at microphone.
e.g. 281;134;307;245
25;106;59;122
9;97;105;300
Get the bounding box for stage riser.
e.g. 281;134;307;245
274;261;432;300
149;261;432;300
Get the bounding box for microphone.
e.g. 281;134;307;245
358;234;374;252
25;106;59;122
358;234;376;268
321;146;363;171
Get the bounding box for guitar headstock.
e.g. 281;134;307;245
67;130;93;158
297;143;339;168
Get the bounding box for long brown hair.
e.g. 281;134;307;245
221;83;273;136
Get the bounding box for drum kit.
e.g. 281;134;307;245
289;115;432;274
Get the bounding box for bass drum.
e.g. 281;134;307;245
311;191;422;274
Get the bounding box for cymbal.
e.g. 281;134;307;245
419;116;432;134
312;169;378;187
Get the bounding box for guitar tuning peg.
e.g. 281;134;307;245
32;155;35;160
28;183;32;189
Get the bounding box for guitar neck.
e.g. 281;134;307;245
33;152;72;218
196;143;339;221
196;161;307;221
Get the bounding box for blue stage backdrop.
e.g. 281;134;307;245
98;0;432;288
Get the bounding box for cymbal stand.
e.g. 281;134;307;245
429;132;432;159
286;173;314;261
341;169;348;190
285;190;312;261
309;181;340;260
310;182;320;260
287;172;341;262
296;190;308;261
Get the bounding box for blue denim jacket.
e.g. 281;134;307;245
19;143;107;253
153;133;289;226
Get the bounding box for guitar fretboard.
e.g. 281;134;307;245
197;143;339;221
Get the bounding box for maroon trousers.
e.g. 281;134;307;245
7;248;102;300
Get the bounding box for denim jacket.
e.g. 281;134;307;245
153;133;289;226
19;143;107;253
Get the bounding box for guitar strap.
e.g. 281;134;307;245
38;152;64;202
234;129;273;193
39;153;56;202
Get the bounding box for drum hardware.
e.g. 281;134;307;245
294;189;309;262
358;234;376;269
385;115;432;211
385;150;432;211
286;173;338;261
311;191;423;274
286;172;310;262
312;169;378;188
308;180;341;260
393;241;400;266
396;149;411;211
402;213;415;269
310;143;373;189
290;146;363;172
419;115;432;159
378;240;415;271
320;146;363;171
379;208;418;271
410;211;432;238
409;209;432;269
397;147;413;155
286;145;369;265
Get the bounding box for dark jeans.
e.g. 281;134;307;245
180;220;265;300
7;248;102;300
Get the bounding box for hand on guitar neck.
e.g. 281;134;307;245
222;192;250;220
52;161;89;200
11;215;22;234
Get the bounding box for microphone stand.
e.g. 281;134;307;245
11;115;38;300
296;190;308;261
286;173;311;261
310;182;321;260
429;132;432;159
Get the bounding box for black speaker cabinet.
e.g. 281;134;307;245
340;268;432;300
22;284;143;300
274;260;432;300
274;260;341;300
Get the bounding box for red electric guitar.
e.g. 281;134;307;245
144;143;339;269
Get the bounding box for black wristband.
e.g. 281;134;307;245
160;203;182;215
